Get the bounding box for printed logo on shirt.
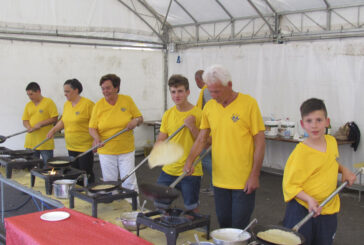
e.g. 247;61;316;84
75;111;80;115
231;113;240;122
39;109;44;114
120;107;126;112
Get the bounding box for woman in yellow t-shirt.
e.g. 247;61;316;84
89;74;143;191
47;79;95;183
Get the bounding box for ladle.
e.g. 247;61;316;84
239;218;257;238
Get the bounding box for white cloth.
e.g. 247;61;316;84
99;151;138;191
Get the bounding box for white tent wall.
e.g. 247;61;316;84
168;38;364;175
0;40;164;155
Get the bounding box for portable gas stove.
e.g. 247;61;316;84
136;208;210;245
69;186;138;218
0;148;42;178
30;166;86;195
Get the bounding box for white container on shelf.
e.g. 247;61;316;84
279;121;295;138
264;121;279;137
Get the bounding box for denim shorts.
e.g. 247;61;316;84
156;171;201;210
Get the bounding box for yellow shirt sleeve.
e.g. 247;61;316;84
196;85;206;110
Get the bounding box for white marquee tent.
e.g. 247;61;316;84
1;0;364;176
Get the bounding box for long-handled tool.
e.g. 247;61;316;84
119;125;185;184
47;128;130;167
139;146;212;203
292;167;363;231
0;129;30;144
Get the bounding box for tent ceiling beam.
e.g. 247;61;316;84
263;0;276;14
161;0;173;31
246;0;275;35
117;0;166;43
136;0;172;31
174;0;197;24
215;0;234;20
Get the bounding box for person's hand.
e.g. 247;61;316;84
183;161;195;176
341;167;357;187
92;138;103;152
32;123;42;131
47;130;55;139
307;196;321;217
244;174;260;194
184;115;196;129
126;118;139;130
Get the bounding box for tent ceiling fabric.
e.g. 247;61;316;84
1;0;364;48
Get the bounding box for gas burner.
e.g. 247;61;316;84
0;156;42;178
136;209;210;245
69;186;138;218
30;166;86;195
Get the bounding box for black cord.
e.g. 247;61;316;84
0;196;32;212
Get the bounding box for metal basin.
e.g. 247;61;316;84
53;179;76;199
211;228;251;245
120;211;146;231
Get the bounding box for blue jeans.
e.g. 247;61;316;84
33;150;53;168
201;149;212;187
283;199;337;245
156;171;201;210
214;186;255;228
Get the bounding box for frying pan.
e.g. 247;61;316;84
47;128;130;167
8;137;51;157
118;125;185;184
0;129;28;144
139;146;212;203
87;181;120;193
252;167;363;245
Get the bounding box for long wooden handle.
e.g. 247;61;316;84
170;146;212;188
120;125;186;183
292;168;363;232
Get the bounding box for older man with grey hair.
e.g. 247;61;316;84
185;65;266;228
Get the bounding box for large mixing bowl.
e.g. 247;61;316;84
211;228;251;245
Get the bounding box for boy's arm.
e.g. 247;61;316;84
296;191;322;217
155;132;168;144
184;115;199;140
339;164;356;186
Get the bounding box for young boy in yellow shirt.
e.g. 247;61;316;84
283;98;356;245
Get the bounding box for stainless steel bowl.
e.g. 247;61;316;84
211;228;251;245
120;211;146;231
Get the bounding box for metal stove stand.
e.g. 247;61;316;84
0;156;42;178
30;167;86;195
136;210;210;245
69;187;138;218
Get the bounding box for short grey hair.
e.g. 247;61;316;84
202;65;231;86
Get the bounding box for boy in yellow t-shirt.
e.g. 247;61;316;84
22;82;58;167
283;98;356;245
155;74;202;211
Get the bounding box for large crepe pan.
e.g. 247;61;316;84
47;128;130;168
9;137;51;157
118;125;185;184
139;146;212;203
87;181;120;193
252;167;363;245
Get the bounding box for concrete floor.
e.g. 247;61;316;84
0;155;363;245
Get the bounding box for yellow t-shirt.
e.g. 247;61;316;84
62;97;94;152
200;93;265;189
196;85;207;110
283;135;340;215
89;94;142;155
160;106;203;176
22;97;58;150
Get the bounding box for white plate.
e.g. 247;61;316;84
40;211;70;221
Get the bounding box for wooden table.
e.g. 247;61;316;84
143;120;161;142
5;207;153;245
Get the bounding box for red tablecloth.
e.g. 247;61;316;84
5;208;153;245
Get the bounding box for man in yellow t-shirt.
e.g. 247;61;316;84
155;74;202;210
185;65;266;228
89;74;143;191
22;82;58;168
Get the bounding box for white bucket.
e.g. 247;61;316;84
264;121;279;137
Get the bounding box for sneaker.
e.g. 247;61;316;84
200;188;214;196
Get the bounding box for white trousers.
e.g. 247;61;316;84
99;151;138;191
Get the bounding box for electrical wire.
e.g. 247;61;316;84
0;196;31;212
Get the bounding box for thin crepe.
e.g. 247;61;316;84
148;142;184;168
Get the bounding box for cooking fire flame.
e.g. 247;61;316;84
49;168;56;175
